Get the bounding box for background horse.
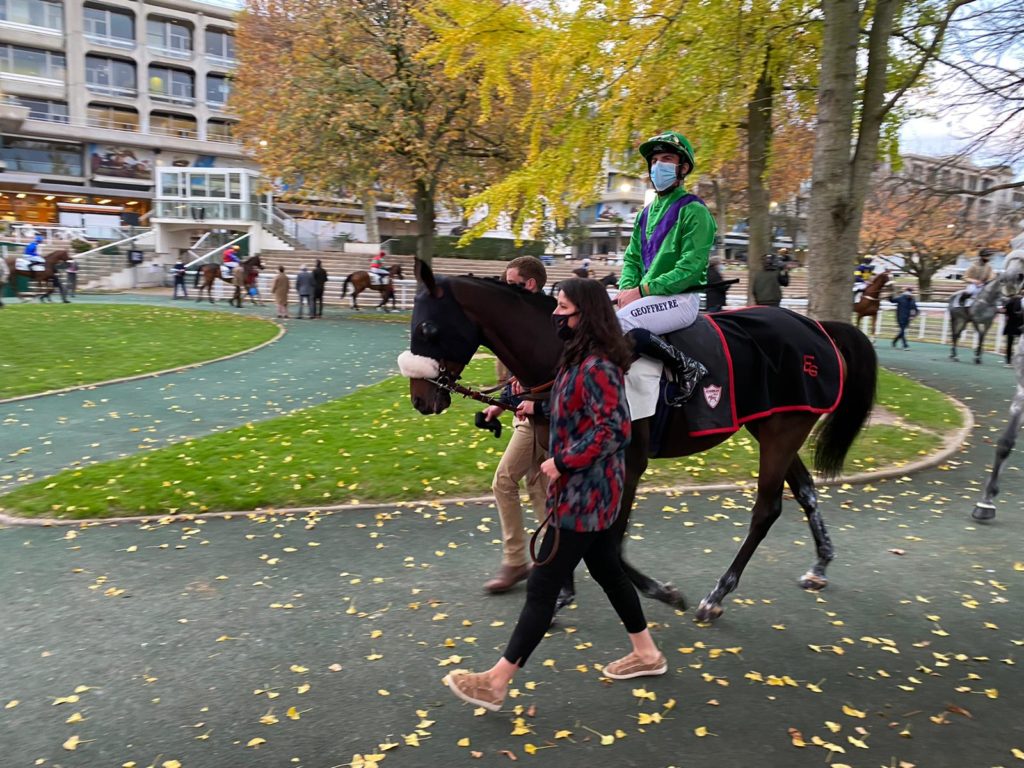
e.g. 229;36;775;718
194;255;263;305
5;249;70;303
401;262;878;622
948;275;1002;363
341;263;404;310
971;254;1024;521
852;270;891;331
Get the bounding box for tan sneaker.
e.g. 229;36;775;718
445;671;506;712
603;652;668;680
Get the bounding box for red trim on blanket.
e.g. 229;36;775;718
684;313;845;438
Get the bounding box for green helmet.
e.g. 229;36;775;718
639;131;696;171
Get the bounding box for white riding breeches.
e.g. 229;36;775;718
965;282;981;296
617;292;699;334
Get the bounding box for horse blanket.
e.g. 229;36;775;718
655;307;843;439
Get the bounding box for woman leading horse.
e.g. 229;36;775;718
399;261;878;623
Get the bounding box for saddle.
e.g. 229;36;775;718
650;307;844;444
370;271;390;286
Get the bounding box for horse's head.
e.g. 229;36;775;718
1001;254;1024;299
391;264;404;280
249;255;264;271
398;260;483;415
48;249;70;264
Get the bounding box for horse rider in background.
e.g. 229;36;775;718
24;234;46;270
961;248;996;306
616;130;716;405
370;251;390;286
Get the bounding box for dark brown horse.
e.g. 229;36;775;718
4;249;70;303
852;270;892;331
194;255;263;305
400;262;878;622
341;263;405;310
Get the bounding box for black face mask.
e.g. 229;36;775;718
551;312;578;340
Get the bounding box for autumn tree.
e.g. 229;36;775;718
420;0;819;282
233;0;522;262
860;183;1013;298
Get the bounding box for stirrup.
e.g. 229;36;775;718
666;361;708;406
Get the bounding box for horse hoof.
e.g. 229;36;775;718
798;572;829;591
972;503;996;522
656;582;688;611
694;599;723;622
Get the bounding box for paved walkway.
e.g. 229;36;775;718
1;314;1022;768
0;293;410;493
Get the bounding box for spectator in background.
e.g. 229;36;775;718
295;265;315;318
1003;290;1023;366
172;257;188;299
888;286;919;349
312;259;328;318
751;253;789;307
961;248;996;305
0;252;9;308
704;255;729;312
231;260;246;308
66;258;78;297
272;265;289;318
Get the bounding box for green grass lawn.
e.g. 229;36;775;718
0;361;963;520
0;304;279;399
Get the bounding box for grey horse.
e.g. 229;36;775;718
948;276;1003;364
971;254;1024;521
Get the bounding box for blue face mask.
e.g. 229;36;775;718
650;161;679;192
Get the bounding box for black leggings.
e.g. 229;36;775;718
503;524;646;667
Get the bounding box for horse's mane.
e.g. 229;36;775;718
450;274;557;311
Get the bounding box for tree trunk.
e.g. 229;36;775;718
362;194;380;246
711;179;728;260
808;0;898;321
413;179;436;266
746;62;774;304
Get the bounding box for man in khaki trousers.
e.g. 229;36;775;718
482;256;550;593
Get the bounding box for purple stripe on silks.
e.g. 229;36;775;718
639;194;703;271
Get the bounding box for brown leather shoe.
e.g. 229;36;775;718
483;563;531;594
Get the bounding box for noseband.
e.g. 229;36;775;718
426;362;506;408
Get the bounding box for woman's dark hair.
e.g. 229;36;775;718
556;278;632;371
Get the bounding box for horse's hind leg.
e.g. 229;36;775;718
973;384;1024;521
785;455;835;590
616;419;688;611
695;417;814;622
974;326;986;364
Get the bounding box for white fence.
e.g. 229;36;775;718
180;274;1017;356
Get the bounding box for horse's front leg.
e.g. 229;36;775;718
973;387;1024;521
786;456;834;590
974;325;986;365
614;419;687;611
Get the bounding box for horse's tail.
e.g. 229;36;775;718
814;321;878;479
341;274;352;298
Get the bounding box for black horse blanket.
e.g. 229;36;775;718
660;307;844;438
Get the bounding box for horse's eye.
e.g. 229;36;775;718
419;322;439;341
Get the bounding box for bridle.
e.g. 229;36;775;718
426;361;554;409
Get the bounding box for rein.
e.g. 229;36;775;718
427;363;554;410
529;490;560;566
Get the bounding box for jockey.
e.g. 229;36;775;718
223;246;240;267
617;130;716;405
24;234;46;269
370;251;390;284
962;248;996;304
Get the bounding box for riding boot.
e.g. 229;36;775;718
628;329;708;406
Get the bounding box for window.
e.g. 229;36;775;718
86;55;135;95
207;119;234;142
0;0;62;31
15;96;68;123
0;137;82;175
206;74;230;106
0;43;65;80
147;17;191;56
87;103;138;131
151;111;197;139
981;177;993;191
205;28;235;62
84;4;134;47
149;66;194;104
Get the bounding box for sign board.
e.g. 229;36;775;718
128;250;144;265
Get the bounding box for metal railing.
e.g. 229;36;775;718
183;232;250;269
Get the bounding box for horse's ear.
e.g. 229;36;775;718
415;258;441;298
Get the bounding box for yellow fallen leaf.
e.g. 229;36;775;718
66;712;84;724
63;735;82;750
53;695;80;705
1011;747;1024;759
5;700;18;709
524;744;538;755
296;683;310;694
289;665;308;674
554;730;573;739
163;761;183;768
694;726;709;737
600;734;615;745
825;721;841;733
260;713;279;725
1013;562;1024;572
378;689;390;696
404;734;420;747
457;738;470;747
73;685;91;694
848;736;869;748
286;706;300;720
632;688;656;701
842;704;867;719
247;737;267;748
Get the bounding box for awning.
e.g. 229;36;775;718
92;175;154;187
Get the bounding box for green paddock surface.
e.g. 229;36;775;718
1;306;1023;766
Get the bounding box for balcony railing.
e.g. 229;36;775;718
0;157;81;175
205;54;237;69
150;93;196;106
86;82;137;98
150;124;199;140
148;45;192;61
85;34;136;50
154;201;261;221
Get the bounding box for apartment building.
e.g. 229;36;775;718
892;152;1024;222
0;0;252;234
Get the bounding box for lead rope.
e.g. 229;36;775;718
529;489;560;566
